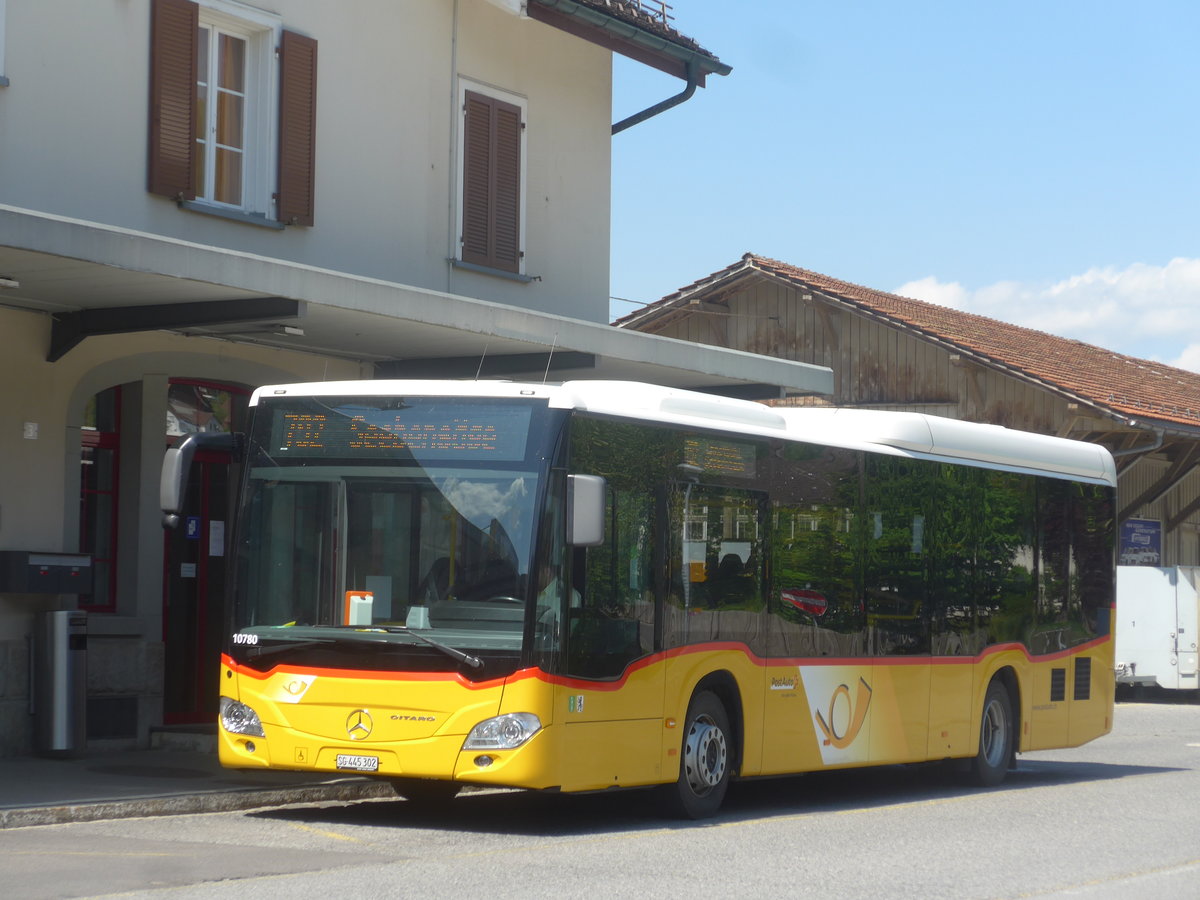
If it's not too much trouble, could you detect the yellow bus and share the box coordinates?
[161,380,1116,817]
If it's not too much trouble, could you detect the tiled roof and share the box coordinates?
[529,0,727,72]
[575,0,708,53]
[615,253,1200,433]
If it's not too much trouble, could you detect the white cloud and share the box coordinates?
[893,275,969,310]
[438,476,528,526]
[1171,344,1200,373]
[894,258,1200,373]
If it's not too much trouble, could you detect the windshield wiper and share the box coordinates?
[328,625,484,670]
[379,626,484,670]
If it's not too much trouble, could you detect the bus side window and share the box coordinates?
[566,608,640,678]
[767,444,864,658]
[565,486,652,679]
[666,483,765,648]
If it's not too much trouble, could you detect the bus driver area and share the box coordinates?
[164,379,1116,817]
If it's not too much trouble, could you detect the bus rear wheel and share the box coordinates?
[669,691,731,819]
[970,680,1013,787]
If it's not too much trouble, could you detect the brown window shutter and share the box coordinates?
[491,101,522,271]
[461,92,494,266]
[277,30,318,226]
[147,0,198,200]
[461,90,522,273]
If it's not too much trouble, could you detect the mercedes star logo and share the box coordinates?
[346,709,373,740]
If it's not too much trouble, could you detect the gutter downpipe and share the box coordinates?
[1111,424,1164,477]
[612,59,699,134]
[1111,426,1164,459]
[447,0,461,291]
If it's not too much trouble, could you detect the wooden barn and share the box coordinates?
[615,253,1200,566]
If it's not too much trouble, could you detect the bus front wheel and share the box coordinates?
[669,691,732,818]
[970,680,1013,787]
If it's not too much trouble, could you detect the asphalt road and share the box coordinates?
[3,698,1198,900]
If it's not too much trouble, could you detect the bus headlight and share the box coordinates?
[463,712,541,750]
[220,696,265,737]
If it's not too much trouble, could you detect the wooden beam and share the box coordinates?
[1166,493,1200,531]
[950,354,985,416]
[48,297,303,362]
[1119,443,1200,521]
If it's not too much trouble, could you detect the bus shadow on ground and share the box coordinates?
[251,758,1176,836]
[1116,687,1200,705]
[725,758,1177,817]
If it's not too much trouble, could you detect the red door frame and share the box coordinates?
[161,450,229,724]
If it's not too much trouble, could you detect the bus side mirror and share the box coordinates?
[161,432,241,528]
[567,474,606,547]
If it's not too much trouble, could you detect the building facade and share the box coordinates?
[0,3,832,756]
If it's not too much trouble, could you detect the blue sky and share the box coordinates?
[608,1,1200,371]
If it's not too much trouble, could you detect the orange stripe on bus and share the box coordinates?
[222,631,1110,692]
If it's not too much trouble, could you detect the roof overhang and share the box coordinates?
[526,0,731,84]
[0,204,832,397]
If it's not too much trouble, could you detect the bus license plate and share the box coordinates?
[336,753,379,772]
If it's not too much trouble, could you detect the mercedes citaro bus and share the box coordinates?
[161,380,1116,817]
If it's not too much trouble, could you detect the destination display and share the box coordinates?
[684,435,756,478]
[266,399,534,460]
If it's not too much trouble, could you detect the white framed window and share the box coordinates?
[194,1,279,215]
[456,78,528,275]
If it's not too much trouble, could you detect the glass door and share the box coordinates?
[163,455,229,723]
[162,380,245,724]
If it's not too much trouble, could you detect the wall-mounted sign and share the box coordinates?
[1119,518,1161,566]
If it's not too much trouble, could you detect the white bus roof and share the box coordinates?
[250,379,1117,486]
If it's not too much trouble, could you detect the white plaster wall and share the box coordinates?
[0,0,620,753]
[0,0,612,320]
[0,309,73,558]
[449,1,612,321]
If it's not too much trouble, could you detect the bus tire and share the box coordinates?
[669,690,732,819]
[391,778,461,804]
[970,680,1013,787]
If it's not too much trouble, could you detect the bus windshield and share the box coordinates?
[229,394,562,672]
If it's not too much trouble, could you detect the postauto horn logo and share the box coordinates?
[814,677,872,749]
[800,668,873,764]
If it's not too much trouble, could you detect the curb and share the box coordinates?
[0,780,396,829]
